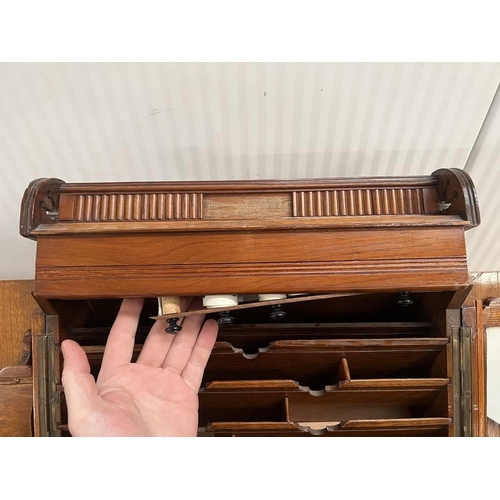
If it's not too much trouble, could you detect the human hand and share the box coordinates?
[61,297,218,437]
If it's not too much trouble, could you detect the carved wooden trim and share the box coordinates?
[59,175,439,193]
[36,258,469,281]
[433,168,481,229]
[20,170,480,237]
[32,214,469,236]
[292,188,429,217]
[19,178,65,240]
[60,192,203,222]
[33,257,469,299]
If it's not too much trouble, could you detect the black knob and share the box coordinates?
[270,304,286,320]
[396,292,413,307]
[217,311,234,325]
[166,318,182,334]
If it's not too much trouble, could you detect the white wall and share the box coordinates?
[1,62,499,279]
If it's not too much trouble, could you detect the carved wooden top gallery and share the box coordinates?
[20,168,480,299]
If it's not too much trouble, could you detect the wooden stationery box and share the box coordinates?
[19,168,483,436]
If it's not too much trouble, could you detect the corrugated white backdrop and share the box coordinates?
[1,62,499,279]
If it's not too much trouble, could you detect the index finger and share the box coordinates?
[100,298,144,372]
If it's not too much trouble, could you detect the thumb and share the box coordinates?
[61,339,98,429]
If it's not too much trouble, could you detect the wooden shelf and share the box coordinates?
[204,338,449,385]
[200,417,452,436]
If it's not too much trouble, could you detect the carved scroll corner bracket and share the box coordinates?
[19,178,65,240]
[432,168,481,229]
[437,178,458,212]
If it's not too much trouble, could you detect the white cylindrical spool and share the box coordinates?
[203,295,239,308]
[258,294,287,301]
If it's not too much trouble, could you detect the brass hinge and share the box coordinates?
[460,326,472,437]
[36,316,62,437]
[36,335,49,437]
[47,333,61,436]
[452,326,472,437]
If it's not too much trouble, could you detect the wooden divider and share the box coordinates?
[204,338,448,385]
[60,322,452,438]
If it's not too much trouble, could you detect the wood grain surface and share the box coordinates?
[0,280,36,369]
